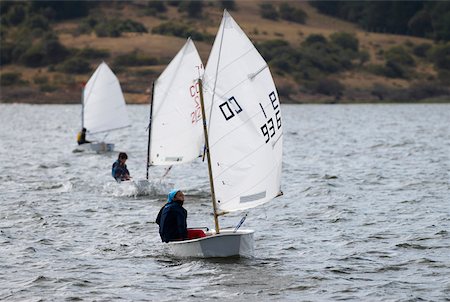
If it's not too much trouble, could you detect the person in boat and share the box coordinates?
[76,128,91,145]
[156,189,206,243]
[112,152,131,182]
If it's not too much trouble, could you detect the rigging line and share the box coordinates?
[202,50,260,100]
[205,63,266,106]
[203,46,254,90]
[207,14,227,135]
[87,124,131,135]
[217,154,283,208]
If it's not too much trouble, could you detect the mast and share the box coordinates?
[198,79,220,234]
[81,85,85,129]
[146,82,155,180]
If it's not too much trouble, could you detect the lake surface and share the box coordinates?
[0,104,449,301]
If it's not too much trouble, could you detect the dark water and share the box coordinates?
[0,104,449,301]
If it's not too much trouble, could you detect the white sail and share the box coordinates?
[203,11,283,213]
[83,62,130,134]
[149,38,205,166]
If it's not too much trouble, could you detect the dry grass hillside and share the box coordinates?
[1,1,447,104]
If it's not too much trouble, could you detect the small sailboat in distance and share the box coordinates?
[76,62,130,153]
[167,10,283,258]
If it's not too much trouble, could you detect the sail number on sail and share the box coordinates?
[217,91,281,144]
[190,64,204,124]
[190,82,202,124]
[219,96,243,121]
[260,92,281,143]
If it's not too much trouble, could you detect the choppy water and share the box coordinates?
[0,104,449,301]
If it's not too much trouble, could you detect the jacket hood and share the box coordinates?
[167,189,179,203]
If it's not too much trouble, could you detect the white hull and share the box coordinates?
[89,142,114,153]
[168,229,254,258]
[73,142,114,153]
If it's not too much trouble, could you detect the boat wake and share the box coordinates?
[102,179,174,198]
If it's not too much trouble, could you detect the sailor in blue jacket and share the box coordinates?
[156,189,188,243]
[112,152,131,182]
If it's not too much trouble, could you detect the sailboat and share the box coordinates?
[146,37,205,177]
[118,38,204,196]
[77,62,130,153]
[167,10,283,258]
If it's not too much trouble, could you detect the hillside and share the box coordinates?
[1,1,449,104]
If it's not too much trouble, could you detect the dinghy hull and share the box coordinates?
[168,229,254,258]
[73,142,114,153]
[89,142,114,153]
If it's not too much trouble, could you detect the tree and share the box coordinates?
[279,3,307,24]
[178,1,203,18]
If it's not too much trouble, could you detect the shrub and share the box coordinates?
[371,83,388,100]
[20,37,69,67]
[303,34,327,45]
[279,3,307,24]
[42,38,70,63]
[259,35,363,81]
[178,1,203,18]
[58,57,91,74]
[152,21,213,42]
[145,1,167,16]
[260,3,279,20]
[412,43,432,58]
[0,42,14,65]
[116,19,147,33]
[30,1,92,20]
[366,64,388,76]
[4,4,27,26]
[95,22,121,37]
[313,78,344,97]
[330,32,359,52]
[25,15,49,30]
[167,1,181,6]
[437,69,450,84]
[428,43,450,70]
[358,50,370,66]
[220,0,236,11]
[33,75,49,84]
[384,60,408,78]
[39,84,57,92]
[408,81,449,100]
[113,52,158,67]
[20,44,46,67]
[76,47,110,60]
[76,16,98,35]
[1,72,24,86]
[94,19,147,37]
[385,46,415,67]
[131,69,158,77]
[276,82,295,99]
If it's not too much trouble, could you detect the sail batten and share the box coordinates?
[203,10,283,213]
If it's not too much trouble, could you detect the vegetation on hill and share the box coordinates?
[310,1,450,41]
[1,0,449,103]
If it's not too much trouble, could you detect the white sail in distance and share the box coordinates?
[150,38,205,166]
[203,10,283,213]
[83,62,130,134]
